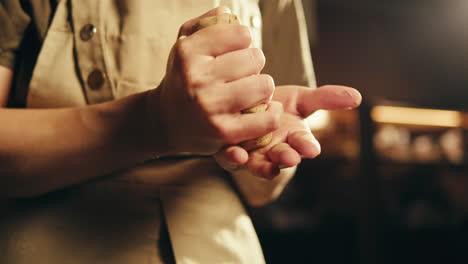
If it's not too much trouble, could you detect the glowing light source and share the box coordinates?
[307,110,330,130]
[371,106,462,127]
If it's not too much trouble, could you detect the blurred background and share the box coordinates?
[252,1,468,263]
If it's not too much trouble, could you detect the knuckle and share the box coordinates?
[176,40,207,88]
[175,38,191,59]
[248,48,266,70]
[183,68,204,88]
[193,91,209,111]
[274,101,284,114]
[266,111,281,131]
[236,25,252,46]
[258,74,275,98]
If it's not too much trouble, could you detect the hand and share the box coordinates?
[215,85,362,179]
[145,7,282,156]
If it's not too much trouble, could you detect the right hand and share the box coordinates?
[146,7,282,156]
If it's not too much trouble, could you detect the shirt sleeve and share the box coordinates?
[0,0,31,69]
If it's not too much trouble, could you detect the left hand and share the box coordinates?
[215,84,362,179]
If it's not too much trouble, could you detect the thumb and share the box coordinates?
[297,85,362,117]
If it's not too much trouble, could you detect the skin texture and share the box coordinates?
[193,13,273,150]
[215,84,362,206]
[209,6,362,206]
[0,7,362,207]
[0,7,280,197]
[149,7,281,155]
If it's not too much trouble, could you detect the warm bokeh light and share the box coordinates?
[371,106,463,128]
[306,110,330,130]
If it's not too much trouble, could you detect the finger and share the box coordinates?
[258,163,281,180]
[178,6,232,37]
[219,101,283,144]
[266,143,302,168]
[287,130,321,159]
[202,74,274,113]
[214,146,249,171]
[182,24,252,57]
[247,152,281,180]
[210,48,265,81]
[297,85,362,117]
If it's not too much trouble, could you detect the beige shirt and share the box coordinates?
[0,0,315,263]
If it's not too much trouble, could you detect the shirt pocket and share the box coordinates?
[103,33,170,99]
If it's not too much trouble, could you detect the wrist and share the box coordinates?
[142,87,172,157]
[81,92,161,162]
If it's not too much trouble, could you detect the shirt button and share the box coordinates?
[250,15,262,29]
[80,24,97,41]
[87,69,105,90]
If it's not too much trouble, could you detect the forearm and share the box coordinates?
[231,166,296,207]
[0,92,156,198]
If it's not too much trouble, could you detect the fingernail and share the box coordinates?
[346,88,362,107]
